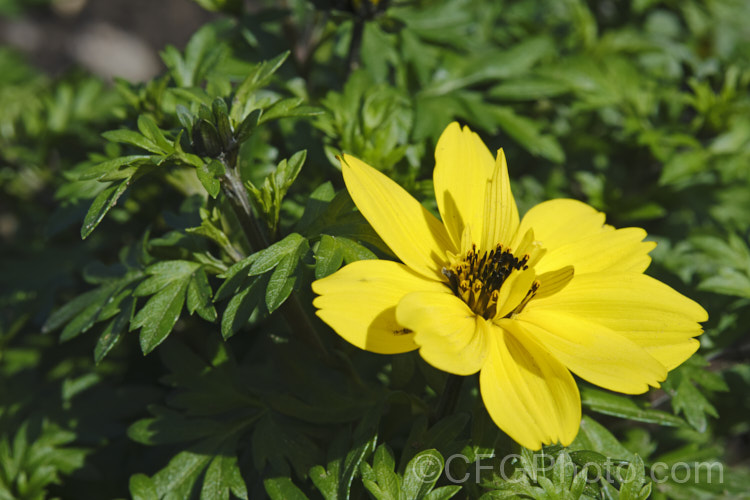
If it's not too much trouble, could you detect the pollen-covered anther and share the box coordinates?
[443,244,532,319]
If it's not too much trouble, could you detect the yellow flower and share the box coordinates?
[312,122,707,450]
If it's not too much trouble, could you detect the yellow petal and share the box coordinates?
[494,267,537,319]
[528,273,707,370]
[504,310,668,394]
[341,154,455,280]
[536,227,655,276]
[480,324,581,450]
[481,149,520,249]
[535,266,574,299]
[312,260,446,354]
[517,199,607,251]
[396,290,488,375]
[434,123,518,249]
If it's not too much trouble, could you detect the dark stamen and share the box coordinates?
[442,244,530,319]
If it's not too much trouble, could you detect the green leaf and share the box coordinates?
[186,267,217,322]
[264,477,309,500]
[424,485,462,500]
[214,255,258,302]
[129,474,158,500]
[402,449,445,499]
[137,114,173,152]
[81,179,130,239]
[220,275,266,339]
[102,129,166,154]
[151,439,219,499]
[161,23,228,87]
[488,106,565,163]
[200,447,246,500]
[671,377,718,432]
[259,98,321,124]
[94,295,135,363]
[77,155,153,181]
[266,238,309,313]
[135,260,201,297]
[570,416,634,462]
[212,97,233,150]
[196,159,225,198]
[252,415,321,479]
[234,108,262,143]
[132,280,189,354]
[249,233,307,275]
[43,287,107,333]
[59,282,119,341]
[274,150,307,194]
[176,104,195,132]
[195,119,223,157]
[489,77,570,101]
[314,235,344,279]
[581,387,686,427]
[232,51,290,118]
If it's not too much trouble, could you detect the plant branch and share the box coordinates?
[219,159,330,362]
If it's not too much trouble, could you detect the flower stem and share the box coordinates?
[433,374,464,424]
[219,161,330,362]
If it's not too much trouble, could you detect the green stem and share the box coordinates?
[219,161,330,362]
[433,374,464,424]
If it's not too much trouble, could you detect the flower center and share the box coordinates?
[442,243,533,319]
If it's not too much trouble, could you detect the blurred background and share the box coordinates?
[0,0,215,81]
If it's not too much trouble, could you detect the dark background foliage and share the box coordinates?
[1,0,749,498]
